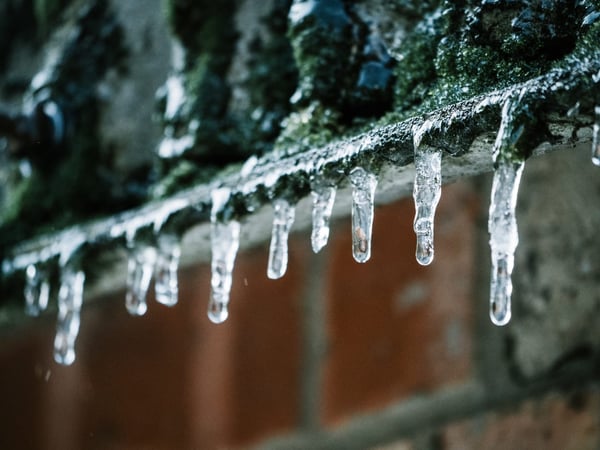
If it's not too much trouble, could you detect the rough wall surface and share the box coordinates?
[0,1,600,449]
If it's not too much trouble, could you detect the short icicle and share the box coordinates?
[53,266,85,365]
[208,187,241,324]
[592,106,600,166]
[350,167,378,263]
[412,143,442,266]
[24,264,50,316]
[154,234,181,307]
[488,95,527,326]
[268,199,296,279]
[310,176,336,253]
[125,235,157,316]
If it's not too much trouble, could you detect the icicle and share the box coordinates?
[154,234,181,307]
[267,199,296,279]
[592,106,600,166]
[24,264,50,316]
[125,236,157,316]
[208,187,240,324]
[412,147,442,266]
[350,167,377,263]
[53,267,85,366]
[488,161,524,326]
[310,176,336,253]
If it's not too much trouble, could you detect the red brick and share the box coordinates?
[321,181,479,425]
[0,234,307,449]
[442,390,600,450]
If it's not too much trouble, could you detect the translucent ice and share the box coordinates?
[350,167,377,263]
[488,161,524,326]
[208,187,240,324]
[154,234,181,307]
[310,177,336,253]
[268,199,296,279]
[125,240,157,316]
[53,267,85,365]
[412,147,442,266]
[592,106,600,166]
[24,264,50,316]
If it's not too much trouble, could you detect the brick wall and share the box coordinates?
[1,148,600,449]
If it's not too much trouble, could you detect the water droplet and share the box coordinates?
[488,161,524,326]
[154,234,181,307]
[24,264,50,316]
[310,176,336,253]
[592,106,600,166]
[208,188,240,324]
[412,146,442,266]
[268,199,296,279]
[125,239,157,316]
[53,267,85,366]
[350,167,377,263]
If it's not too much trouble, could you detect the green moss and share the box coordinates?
[273,101,343,157]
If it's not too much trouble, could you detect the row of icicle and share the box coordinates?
[18,101,600,365]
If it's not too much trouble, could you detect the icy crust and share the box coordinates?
[4,57,599,279]
[0,57,598,358]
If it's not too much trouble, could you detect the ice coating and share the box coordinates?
[267,199,296,279]
[208,187,241,324]
[125,240,157,316]
[310,177,336,253]
[592,106,600,166]
[53,267,85,365]
[154,234,181,307]
[350,167,378,263]
[412,147,442,266]
[488,161,524,326]
[24,264,50,316]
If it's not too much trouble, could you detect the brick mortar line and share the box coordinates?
[258,365,600,450]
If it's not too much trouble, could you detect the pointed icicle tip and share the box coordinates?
[412,147,442,266]
[310,176,336,254]
[350,167,377,263]
[488,161,524,327]
[53,268,85,366]
[125,243,157,316]
[267,199,296,279]
[591,106,600,166]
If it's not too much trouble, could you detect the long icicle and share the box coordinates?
[592,105,600,166]
[53,266,85,365]
[208,187,240,324]
[125,236,157,316]
[267,199,296,279]
[310,176,336,253]
[154,234,181,307]
[24,264,50,316]
[412,141,442,266]
[488,95,526,326]
[350,167,377,263]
